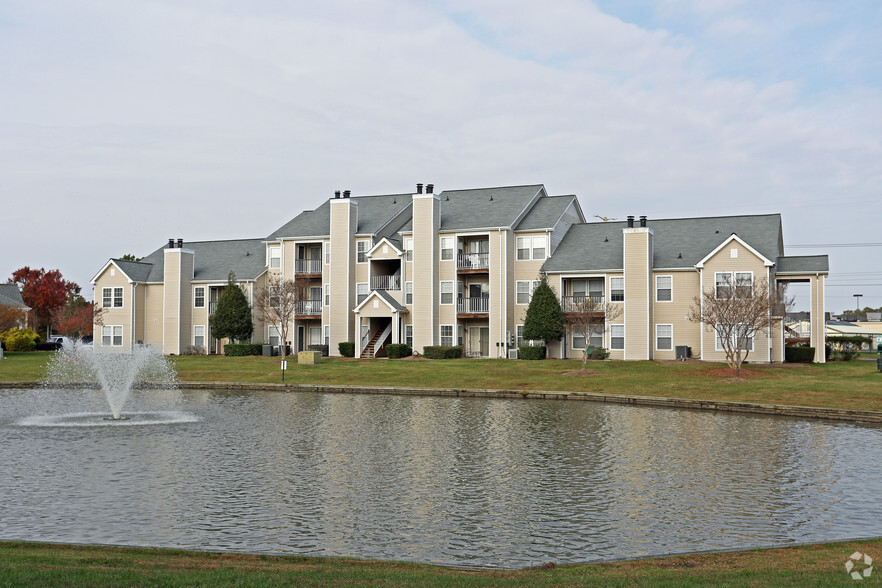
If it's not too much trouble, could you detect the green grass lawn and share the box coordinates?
[2,351,881,410]
[1,538,879,586]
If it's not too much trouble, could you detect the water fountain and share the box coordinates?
[35,342,189,426]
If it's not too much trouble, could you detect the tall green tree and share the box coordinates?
[522,275,565,347]
[212,272,253,343]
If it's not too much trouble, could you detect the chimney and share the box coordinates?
[426,183,434,194]
[639,216,647,228]
[343,190,351,199]
[627,216,634,228]
[416,183,423,194]
[176,238,183,248]
[334,190,341,199]
[168,238,175,249]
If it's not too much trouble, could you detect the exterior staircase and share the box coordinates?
[360,329,386,359]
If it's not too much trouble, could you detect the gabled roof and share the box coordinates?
[542,213,784,273]
[366,237,403,257]
[352,289,407,313]
[695,234,774,268]
[131,238,267,283]
[0,284,29,310]
[267,193,411,240]
[438,185,545,231]
[515,195,580,231]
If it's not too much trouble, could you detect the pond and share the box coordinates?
[2,388,881,568]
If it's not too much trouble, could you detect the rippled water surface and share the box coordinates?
[2,388,881,567]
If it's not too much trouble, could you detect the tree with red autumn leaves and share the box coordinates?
[8,267,78,338]
[51,292,104,340]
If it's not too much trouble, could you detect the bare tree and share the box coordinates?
[565,294,623,370]
[252,274,309,362]
[688,277,792,378]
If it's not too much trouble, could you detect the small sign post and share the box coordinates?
[281,359,287,381]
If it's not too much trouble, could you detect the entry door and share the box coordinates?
[469,327,490,357]
[297,326,305,352]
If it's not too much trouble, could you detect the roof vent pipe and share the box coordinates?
[627,216,634,228]
[343,190,351,199]
[176,238,183,248]
[639,216,647,227]
[416,183,423,194]
[168,238,175,249]
[334,190,341,199]
[426,184,434,194]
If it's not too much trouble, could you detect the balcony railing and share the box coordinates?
[295,300,322,315]
[562,294,605,313]
[457,252,489,271]
[370,274,401,291]
[208,301,217,315]
[295,258,322,274]
[457,296,489,314]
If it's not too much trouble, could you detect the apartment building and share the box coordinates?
[91,183,828,363]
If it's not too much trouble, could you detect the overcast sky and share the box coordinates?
[2,0,880,313]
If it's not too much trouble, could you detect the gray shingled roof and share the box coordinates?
[134,239,267,283]
[439,185,544,231]
[776,255,829,273]
[268,194,411,240]
[516,195,577,231]
[0,284,29,309]
[542,214,785,273]
[112,259,153,282]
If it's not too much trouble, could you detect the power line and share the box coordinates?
[788,242,882,248]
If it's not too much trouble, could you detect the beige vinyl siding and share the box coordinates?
[700,243,770,362]
[652,270,700,360]
[623,229,652,360]
[810,273,826,362]
[329,199,357,354]
[94,265,132,350]
[411,194,440,351]
[143,283,164,347]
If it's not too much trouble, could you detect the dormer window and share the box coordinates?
[269,246,280,269]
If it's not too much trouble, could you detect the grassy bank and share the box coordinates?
[2,351,880,411]
[1,539,879,586]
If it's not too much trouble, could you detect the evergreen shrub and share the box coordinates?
[386,343,412,358]
[4,328,39,352]
[339,341,355,357]
[518,345,546,360]
[785,346,815,363]
[589,346,610,360]
[224,343,263,356]
[308,344,329,357]
[423,346,462,359]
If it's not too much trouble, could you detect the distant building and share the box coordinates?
[92,183,830,362]
[0,283,31,328]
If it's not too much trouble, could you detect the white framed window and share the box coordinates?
[656,324,673,350]
[194,287,205,308]
[405,281,413,305]
[324,284,330,306]
[715,324,754,352]
[440,237,454,261]
[610,277,624,302]
[440,324,454,346]
[457,324,464,346]
[102,325,123,347]
[102,287,123,308]
[356,282,369,304]
[656,276,672,302]
[269,246,281,269]
[516,324,543,347]
[516,280,540,305]
[357,240,369,263]
[268,326,280,346]
[114,287,123,307]
[324,325,330,346]
[405,325,413,347]
[440,281,454,305]
[715,271,753,299]
[309,327,322,346]
[572,332,586,349]
[532,236,546,260]
[404,238,413,262]
[324,242,331,265]
[610,324,625,350]
[574,326,603,349]
[194,325,205,348]
[516,237,530,260]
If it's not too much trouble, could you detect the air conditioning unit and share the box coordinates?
[508,349,519,360]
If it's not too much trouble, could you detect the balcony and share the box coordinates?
[457,252,489,273]
[295,258,322,275]
[370,274,401,291]
[295,299,322,317]
[208,301,217,315]
[562,294,605,314]
[457,296,489,317]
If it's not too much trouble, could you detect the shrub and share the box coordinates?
[180,345,205,356]
[423,346,463,359]
[386,343,412,359]
[4,328,39,352]
[339,341,355,357]
[224,343,263,356]
[785,346,815,363]
[518,345,546,360]
[589,346,610,360]
[308,344,329,357]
